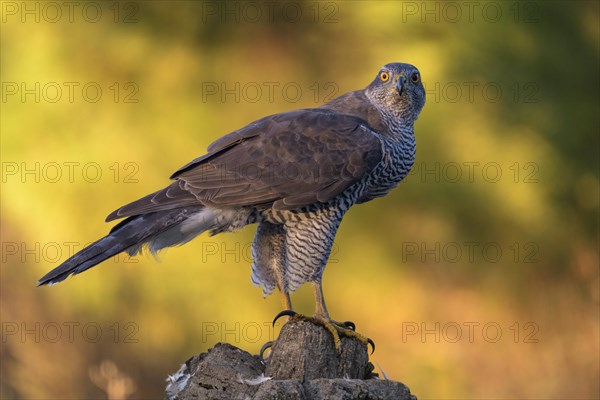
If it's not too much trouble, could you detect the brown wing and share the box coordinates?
[106,109,382,221]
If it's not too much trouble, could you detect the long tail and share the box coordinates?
[37,206,224,286]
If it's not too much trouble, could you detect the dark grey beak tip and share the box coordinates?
[396,79,404,96]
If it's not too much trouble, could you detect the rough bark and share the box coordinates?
[166,319,416,400]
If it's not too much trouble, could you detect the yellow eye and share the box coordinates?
[411,73,420,83]
[380,71,389,82]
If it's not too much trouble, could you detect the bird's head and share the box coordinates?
[365,63,426,123]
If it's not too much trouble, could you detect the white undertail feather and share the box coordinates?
[127,208,220,256]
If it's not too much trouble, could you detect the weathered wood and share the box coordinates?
[166,319,416,400]
[265,319,370,380]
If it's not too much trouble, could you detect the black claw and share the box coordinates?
[259,341,274,360]
[342,321,356,331]
[272,309,296,326]
[367,338,375,354]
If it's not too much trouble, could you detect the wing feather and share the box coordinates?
[107,109,382,221]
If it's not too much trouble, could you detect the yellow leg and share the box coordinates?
[261,291,293,360]
[280,291,292,311]
[313,280,330,318]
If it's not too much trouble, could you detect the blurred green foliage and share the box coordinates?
[1,1,598,399]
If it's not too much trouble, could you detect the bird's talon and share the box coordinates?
[341,321,356,331]
[367,338,376,354]
[272,309,296,326]
[259,341,274,360]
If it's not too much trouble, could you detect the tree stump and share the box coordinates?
[166,319,416,400]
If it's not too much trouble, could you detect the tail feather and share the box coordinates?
[37,206,207,286]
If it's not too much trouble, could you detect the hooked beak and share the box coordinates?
[396,74,406,96]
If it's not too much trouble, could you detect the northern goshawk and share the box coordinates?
[38,62,426,348]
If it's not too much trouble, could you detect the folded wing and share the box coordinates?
[106,109,382,221]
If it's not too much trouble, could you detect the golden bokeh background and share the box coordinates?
[1,1,598,399]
